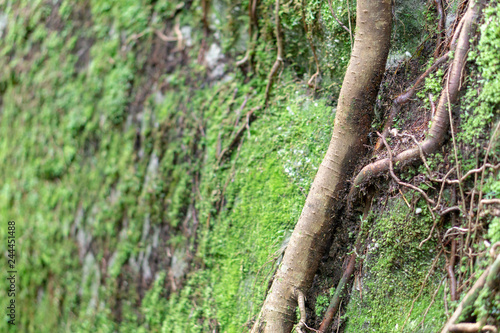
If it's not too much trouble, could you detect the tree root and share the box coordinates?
[302,1,320,90]
[373,53,449,152]
[434,0,446,58]
[217,106,260,165]
[318,194,373,332]
[155,16,184,51]
[318,251,356,333]
[448,211,459,301]
[378,132,436,206]
[264,0,284,107]
[374,0,466,153]
[295,290,311,333]
[236,0,258,69]
[445,163,500,185]
[350,0,481,196]
[440,241,500,333]
[448,323,497,333]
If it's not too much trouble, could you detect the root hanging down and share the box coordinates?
[350,0,482,196]
[441,242,500,333]
[236,0,259,69]
[301,1,321,90]
[374,53,449,152]
[434,0,446,57]
[318,194,373,332]
[264,0,284,107]
[295,290,308,333]
[318,251,356,333]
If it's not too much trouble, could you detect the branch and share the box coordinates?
[327,0,351,35]
[264,0,284,107]
[441,242,500,333]
[378,132,436,206]
[434,0,446,57]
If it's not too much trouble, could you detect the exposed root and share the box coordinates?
[374,0,466,153]
[374,53,449,152]
[433,167,457,210]
[295,290,309,333]
[155,29,178,42]
[264,0,284,107]
[440,242,500,333]
[378,132,436,206]
[446,260,458,302]
[448,210,459,301]
[480,199,500,208]
[445,163,500,185]
[318,194,373,332]
[302,0,321,90]
[351,0,481,196]
[217,107,260,165]
[440,206,462,216]
[447,2,467,51]
[236,32,257,69]
[236,0,259,69]
[448,323,497,333]
[317,251,356,333]
[434,0,446,57]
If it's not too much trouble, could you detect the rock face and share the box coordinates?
[0,0,498,332]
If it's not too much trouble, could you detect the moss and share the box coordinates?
[344,197,446,332]
[459,2,500,146]
[0,0,340,328]
[1,0,497,332]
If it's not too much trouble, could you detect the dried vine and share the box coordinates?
[264,0,284,107]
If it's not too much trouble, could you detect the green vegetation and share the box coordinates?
[460,2,500,146]
[0,1,341,330]
[315,291,332,317]
[344,197,446,332]
[343,4,500,331]
[0,0,498,332]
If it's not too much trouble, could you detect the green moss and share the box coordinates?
[315,292,330,317]
[460,3,500,146]
[0,0,338,328]
[2,0,497,332]
[344,197,446,332]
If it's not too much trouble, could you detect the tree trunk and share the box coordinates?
[251,1,392,332]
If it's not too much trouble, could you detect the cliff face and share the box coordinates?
[0,0,498,332]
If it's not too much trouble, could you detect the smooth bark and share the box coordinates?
[251,1,392,331]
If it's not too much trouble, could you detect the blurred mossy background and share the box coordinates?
[0,0,498,332]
